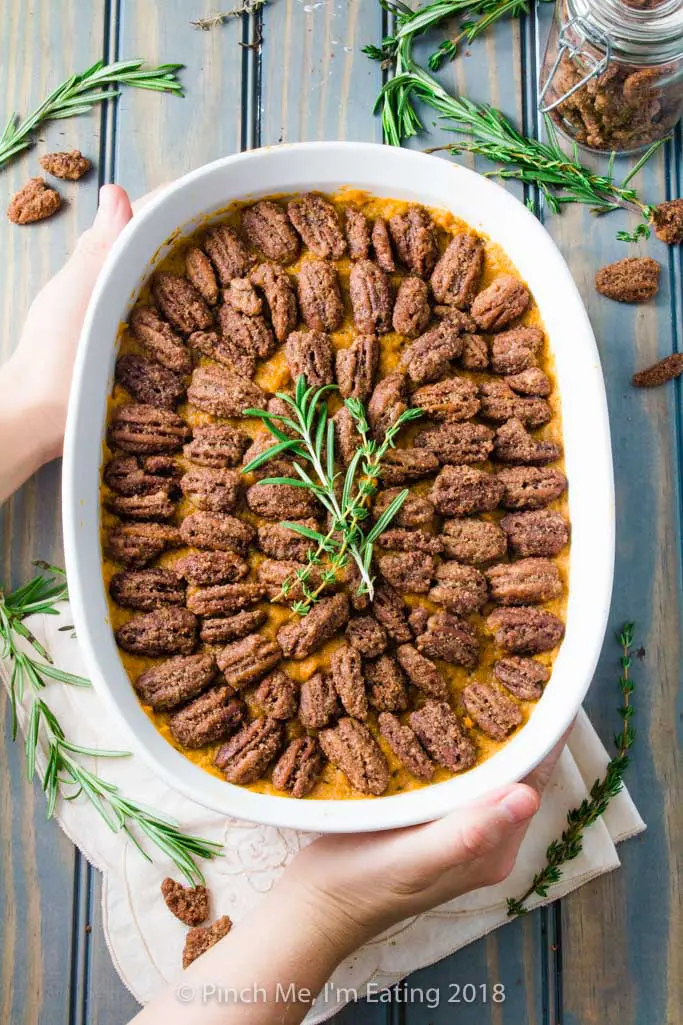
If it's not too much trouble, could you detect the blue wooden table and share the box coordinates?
[1,2,681,1023]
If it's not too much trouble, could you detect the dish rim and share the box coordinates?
[62,140,615,833]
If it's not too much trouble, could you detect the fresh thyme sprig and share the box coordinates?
[243,376,422,613]
[1,563,221,885]
[191,0,269,29]
[0,59,184,174]
[506,623,636,917]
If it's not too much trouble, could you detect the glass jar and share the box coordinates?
[539,0,683,153]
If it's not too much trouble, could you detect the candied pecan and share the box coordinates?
[39,149,90,180]
[129,306,192,375]
[506,367,551,396]
[365,654,409,712]
[187,426,249,470]
[345,615,388,658]
[479,380,551,428]
[257,559,330,602]
[344,207,371,260]
[225,277,262,316]
[380,449,439,486]
[188,365,266,418]
[7,177,60,224]
[152,272,213,336]
[632,353,683,388]
[185,247,219,305]
[179,467,240,513]
[287,193,346,259]
[318,717,389,796]
[257,519,318,561]
[105,522,181,568]
[417,612,479,668]
[189,328,254,379]
[493,418,562,466]
[410,700,476,772]
[277,594,350,659]
[399,320,464,386]
[180,511,255,553]
[430,233,484,308]
[431,465,503,516]
[216,633,282,689]
[246,478,318,521]
[494,656,549,700]
[134,652,215,710]
[105,490,175,522]
[462,682,523,741]
[486,557,562,606]
[349,259,393,335]
[460,332,490,370]
[392,277,431,338]
[442,518,507,564]
[254,669,298,720]
[373,488,434,528]
[299,671,340,728]
[389,206,439,278]
[116,607,197,657]
[408,606,429,638]
[169,686,244,748]
[115,354,184,410]
[175,551,248,586]
[487,606,565,654]
[110,568,185,611]
[297,259,344,332]
[490,327,543,375]
[343,562,371,612]
[241,200,300,264]
[108,405,189,455]
[415,421,494,465]
[203,224,254,283]
[200,609,267,644]
[378,552,436,594]
[335,335,379,401]
[182,917,232,969]
[215,718,283,783]
[652,198,683,245]
[187,582,265,616]
[395,643,448,699]
[371,581,411,643]
[330,645,368,721]
[367,372,407,440]
[250,262,298,342]
[378,712,434,782]
[371,218,396,272]
[501,509,569,557]
[103,454,177,497]
[412,377,480,422]
[595,257,660,303]
[429,561,488,614]
[217,304,276,360]
[497,466,568,511]
[161,878,209,927]
[284,330,334,387]
[272,737,325,798]
[379,528,442,555]
[471,274,530,331]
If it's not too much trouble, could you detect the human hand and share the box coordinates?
[280,739,565,954]
[3,184,133,466]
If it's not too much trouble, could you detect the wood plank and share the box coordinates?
[0,4,108,1024]
[529,6,683,1025]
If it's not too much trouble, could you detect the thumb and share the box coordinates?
[72,184,133,268]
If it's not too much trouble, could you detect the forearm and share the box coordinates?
[131,879,365,1025]
[0,357,58,505]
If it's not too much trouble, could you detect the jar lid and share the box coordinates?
[569,0,683,64]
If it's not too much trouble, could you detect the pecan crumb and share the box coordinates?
[182,916,232,969]
[161,878,209,926]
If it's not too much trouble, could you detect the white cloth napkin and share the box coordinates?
[1,605,644,1022]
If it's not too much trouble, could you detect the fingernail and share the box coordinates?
[97,185,118,219]
[499,787,538,825]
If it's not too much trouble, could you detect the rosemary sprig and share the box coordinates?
[1,564,221,885]
[506,623,636,917]
[0,59,184,174]
[243,376,422,613]
[191,0,269,29]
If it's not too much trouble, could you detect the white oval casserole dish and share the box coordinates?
[63,142,614,833]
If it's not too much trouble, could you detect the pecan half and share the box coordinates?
[349,259,393,335]
[216,633,282,689]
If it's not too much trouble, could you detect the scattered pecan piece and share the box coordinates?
[161,878,209,927]
[651,198,683,245]
[182,917,233,969]
[632,353,683,388]
[7,177,61,224]
[39,149,90,180]
[225,277,263,316]
[595,257,660,303]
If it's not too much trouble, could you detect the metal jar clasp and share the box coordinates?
[538,16,612,113]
